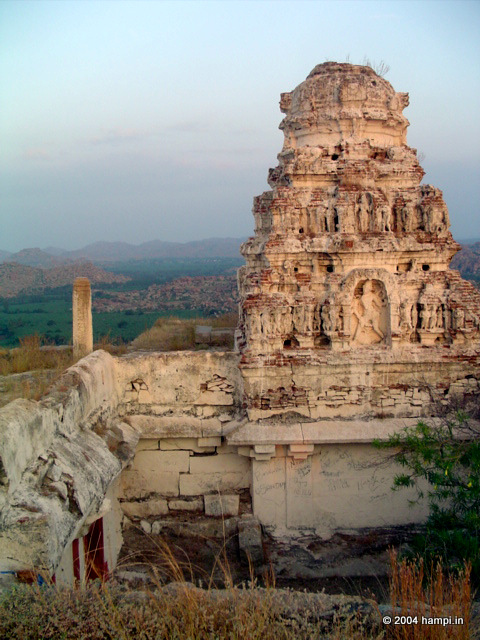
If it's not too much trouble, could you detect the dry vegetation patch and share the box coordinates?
[0,334,75,407]
[0,540,475,639]
[0,580,383,640]
[131,313,237,351]
[0,334,73,376]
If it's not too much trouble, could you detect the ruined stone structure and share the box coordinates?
[72,277,93,360]
[0,63,479,586]
[237,62,480,423]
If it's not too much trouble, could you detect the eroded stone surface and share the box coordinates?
[204,493,240,517]
[238,515,264,567]
[238,62,480,420]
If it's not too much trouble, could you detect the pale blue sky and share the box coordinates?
[1,0,479,251]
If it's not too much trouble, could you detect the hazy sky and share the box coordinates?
[1,0,479,251]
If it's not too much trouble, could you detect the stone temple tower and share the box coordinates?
[238,63,480,422]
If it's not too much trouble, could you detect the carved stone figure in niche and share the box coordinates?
[344,202,356,233]
[304,303,315,333]
[399,301,413,332]
[424,206,441,234]
[453,308,465,331]
[351,280,388,345]
[416,204,427,231]
[401,204,411,232]
[436,305,444,329]
[380,206,392,232]
[273,307,290,335]
[321,303,332,332]
[270,269,281,288]
[430,207,447,235]
[333,208,340,232]
[247,312,261,337]
[357,193,373,232]
[423,304,437,330]
[292,306,302,332]
[315,204,328,233]
[263,310,277,335]
[325,204,336,233]
[411,303,418,329]
[334,305,344,332]
[443,305,450,330]
[313,304,321,332]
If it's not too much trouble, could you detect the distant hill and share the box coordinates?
[6,248,71,268]
[0,238,247,264]
[4,237,477,282]
[0,262,129,298]
[451,242,480,277]
[64,237,247,261]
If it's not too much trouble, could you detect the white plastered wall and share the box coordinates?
[252,443,428,538]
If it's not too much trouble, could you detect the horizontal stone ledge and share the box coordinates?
[124,415,239,438]
[226,418,424,446]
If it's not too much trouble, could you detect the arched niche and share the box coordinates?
[334,269,396,346]
[350,279,389,345]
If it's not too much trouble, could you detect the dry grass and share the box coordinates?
[0,573,382,640]
[94,334,128,355]
[0,543,474,639]
[0,579,378,640]
[0,334,73,376]
[131,313,237,351]
[131,317,196,351]
[0,334,129,408]
[385,550,472,640]
[0,335,76,407]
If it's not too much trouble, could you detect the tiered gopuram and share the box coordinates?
[238,62,480,420]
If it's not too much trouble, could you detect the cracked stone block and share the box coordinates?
[168,498,203,512]
[238,516,264,567]
[204,493,239,517]
[120,499,169,519]
[189,453,249,475]
[136,439,160,452]
[121,469,180,499]
[179,471,250,496]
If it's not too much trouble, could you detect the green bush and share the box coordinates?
[375,409,480,582]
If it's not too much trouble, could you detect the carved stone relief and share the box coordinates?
[239,62,480,363]
[351,280,388,345]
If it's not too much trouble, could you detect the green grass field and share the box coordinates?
[0,298,209,348]
[0,258,243,347]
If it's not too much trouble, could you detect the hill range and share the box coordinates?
[0,237,247,267]
[0,237,478,301]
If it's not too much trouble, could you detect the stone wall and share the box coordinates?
[251,444,427,538]
[0,346,478,583]
[0,351,137,579]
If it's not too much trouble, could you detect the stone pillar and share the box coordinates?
[73,277,93,359]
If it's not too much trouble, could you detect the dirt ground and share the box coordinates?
[115,519,416,603]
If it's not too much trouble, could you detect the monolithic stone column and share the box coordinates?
[73,277,93,359]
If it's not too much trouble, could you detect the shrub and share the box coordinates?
[375,410,480,582]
